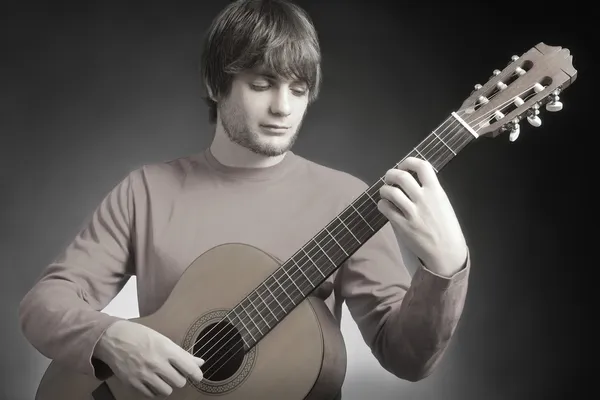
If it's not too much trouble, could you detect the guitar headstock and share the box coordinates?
[458,42,577,141]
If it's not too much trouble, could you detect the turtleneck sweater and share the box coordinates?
[19,147,470,383]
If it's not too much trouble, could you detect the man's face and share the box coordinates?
[217,68,310,157]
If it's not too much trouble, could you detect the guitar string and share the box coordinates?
[197,115,470,380]
[182,81,547,379]
[189,74,542,360]
[184,78,542,362]
[200,86,553,381]
[188,81,545,379]
[185,77,543,363]
[188,110,467,369]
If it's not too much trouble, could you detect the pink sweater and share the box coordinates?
[19,147,470,382]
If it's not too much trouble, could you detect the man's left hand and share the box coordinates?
[377,157,468,277]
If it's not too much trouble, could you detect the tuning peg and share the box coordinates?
[504,118,521,142]
[509,122,521,142]
[511,55,519,61]
[546,99,562,112]
[546,89,563,112]
[527,105,542,127]
[527,115,542,127]
[471,83,483,94]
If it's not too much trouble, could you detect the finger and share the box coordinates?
[377,199,409,227]
[130,379,157,399]
[194,356,206,368]
[384,168,421,201]
[396,157,438,187]
[144,374,173,398]
[192,357,205,382]
[170,350,204,383]
[379,185,414,219]
[157,364,187,389]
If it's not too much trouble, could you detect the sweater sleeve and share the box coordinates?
[338,221,470,381]
[18,170,138,380]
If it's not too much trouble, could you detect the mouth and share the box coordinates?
[260,124,290,134]
[261,124,290,129]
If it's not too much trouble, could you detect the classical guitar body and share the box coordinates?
[35,243,347,400]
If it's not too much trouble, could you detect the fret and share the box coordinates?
[311,238,336,269]
[254,286,278,321]
[227,310,251,348]
[238,300,262,337]
[246,292,272,331]
[265,278,288,313]
[291,258,314,292]
[353,192,380,237]
[313,228,348,268]
[257,282,284,316]
[441,119,468,146]
[278,263,303,297]
[324,226,348,256]
[271,271,295,304]
[301,248,325,278]
[291,252,321,287]
[329,217,360,253]
[349,202,373,231]
[336,215,360,245]
[406,116,472,171]
[366,183,383,204]
[448,124,473,152]
[236,306,258,341]
[363,191,379,207]
[413,148,438,172]
[432,131,457,155]
[409,146,434,168]
[339,205,371,244]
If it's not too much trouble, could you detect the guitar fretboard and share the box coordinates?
[227,112,477,349]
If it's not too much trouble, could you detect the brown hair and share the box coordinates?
[200,0,322,124]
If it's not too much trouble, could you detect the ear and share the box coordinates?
[204,79,217,102]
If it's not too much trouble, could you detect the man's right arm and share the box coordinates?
[19,170,139,380]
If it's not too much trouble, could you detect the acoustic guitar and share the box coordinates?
[35,42,577,400]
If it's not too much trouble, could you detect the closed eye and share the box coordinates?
[250,83,270,91]
[292,88,307,96]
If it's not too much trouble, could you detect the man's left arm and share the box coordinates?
[337,222,470,382]
[338,156,471,381]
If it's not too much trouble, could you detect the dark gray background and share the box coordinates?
[1,1,592,399]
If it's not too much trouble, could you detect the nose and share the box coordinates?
[269,88,291,117]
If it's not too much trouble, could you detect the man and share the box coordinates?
[19,0,471,398]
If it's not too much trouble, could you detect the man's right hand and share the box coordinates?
[93,320,205,398]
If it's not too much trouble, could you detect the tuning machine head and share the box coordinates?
[527,103,542,127]
[459,42,576,141]
[546,89,563,112]
[505,118,521,142]
[506,90,565,141]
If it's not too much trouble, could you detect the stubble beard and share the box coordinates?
[219,101,304,157]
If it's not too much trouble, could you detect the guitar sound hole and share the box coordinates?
[192,320,245,382]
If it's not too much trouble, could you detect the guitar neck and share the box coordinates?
[227,111,478,349]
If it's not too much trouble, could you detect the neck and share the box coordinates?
[210,123,287,168]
